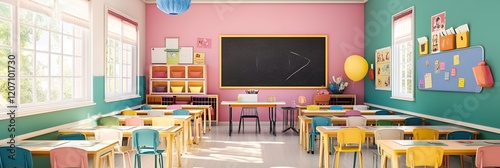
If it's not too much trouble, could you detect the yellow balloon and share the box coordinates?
[344,55,368,82]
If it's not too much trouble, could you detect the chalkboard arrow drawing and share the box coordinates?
[286,51,310,81]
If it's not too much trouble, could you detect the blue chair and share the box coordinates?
[0,146,33,168]
[173,109,190,115]
[132,129,164,168]
[446,131,475,168]
[98,116,119,126]
[375,110,391,115]
[141,105,152,110]
[404,117,423,126]
[309,116,331,154]
[58,133,86,140]
[330,105,343,110]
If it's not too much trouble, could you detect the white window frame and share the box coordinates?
[391,6,415,101]
[104,8,140,102]
[0,0,93,119]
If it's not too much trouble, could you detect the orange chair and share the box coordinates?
[314,94,330,105]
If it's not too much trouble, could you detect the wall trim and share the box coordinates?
[143,0,368,4]
[0,104,141,145]
[365,103,500,134]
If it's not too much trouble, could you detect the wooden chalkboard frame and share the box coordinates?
[219,35,328,88]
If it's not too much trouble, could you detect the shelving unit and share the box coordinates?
[146,94,219,125]
[150,64,206,94]
[313,94,356,105]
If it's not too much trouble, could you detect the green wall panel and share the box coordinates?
[364,0,500,138]
[0,76,145,140]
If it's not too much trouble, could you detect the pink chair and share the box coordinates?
[345,110,361,116]
[50,147,88,168]
[476,145,500,168]
[125,117,144,126]
[167,105,183,110]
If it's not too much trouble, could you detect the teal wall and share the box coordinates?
[364,0,500,139]
[0,76,145,140]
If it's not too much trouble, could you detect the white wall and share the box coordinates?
[92,0,146,76]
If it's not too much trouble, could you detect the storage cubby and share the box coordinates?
[170,66,186,78]
[187,66,204,78]
[151,65,168,78]
[149,64,207,95]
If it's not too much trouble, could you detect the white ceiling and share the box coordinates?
[143,0,368,4]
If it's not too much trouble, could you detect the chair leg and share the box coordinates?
[353,152,357,168]
[257,117,261,133]
[359,152,363,168]
[335,151,340,168]
[238,116,243,133]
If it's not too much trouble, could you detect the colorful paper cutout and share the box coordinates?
[425,73,433,88]
[444,71,450,80]
[458,78,465,88]
[440,62,445,70]
[454,55,460,65]
[419,80,424,89]
[451,67,457,76]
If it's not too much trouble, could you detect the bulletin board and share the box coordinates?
[417,46,484,93]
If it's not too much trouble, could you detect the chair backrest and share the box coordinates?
[167,105,183,110]
[173,109,190,115]
[98,116,119,126]
[125,117,144,126]
[311,116,331,134]
[404,117,423,126]
[94,128,123,145]
[376,120,393,126]
[58,133,86,140]
[0,146,33,168]
[346,116,367,127]
[446,131,474,140]
[374,129,404,141]
[337,128,366,151]
[122,110,137,116]
[406,146,444,168]
[375,110,391,115]
[345,110,361,116]
[412,128,439,140]
[241,107,258,116]
[306,105,320,110]
[147,110,165,117]
[329,105,343,110]
[152,117,175,126]
[476,145,500,168]
[50,147,88,168]
[314,94,330,105]
[353,105,369,110]
[132,129,161,154]
[140,105,152,110]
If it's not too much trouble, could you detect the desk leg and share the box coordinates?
[208,108,212,131]
[203,108,207,134]
[380,151,388,168]
[319,134,324,168]
[323,134,330,168]
[229,106,233,136]
[305,123,310,152]
[390,151,398,168]
[299,118,303,146]
[167,134,173,168]
[272,107,276,136]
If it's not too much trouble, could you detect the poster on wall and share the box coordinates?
[375,46,391,90]
[431,12,446,54]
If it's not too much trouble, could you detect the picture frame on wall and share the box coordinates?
[165,37,179,50]
[179,47,193,64]
[375,46,391,90]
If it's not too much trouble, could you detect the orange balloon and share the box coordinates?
[344,55,368,82]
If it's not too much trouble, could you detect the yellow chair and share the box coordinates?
[333,128,366,168]
[406,146,444,168]
[306,105,320,110]
[122,110,137,116]
[412,128,439,140]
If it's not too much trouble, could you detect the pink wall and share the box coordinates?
[146,3,365,122]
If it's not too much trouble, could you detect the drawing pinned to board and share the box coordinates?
[454,55,460,65]
[458,78,465,88]
[193,52,205,64]
[444,71,450,80]
[179,47,194,64]
[425,73,432,88]
[197,38,211,48]
[431,12,446,54]
[167,51,179,65]
[451,67,457,76]
[375,46,391,90]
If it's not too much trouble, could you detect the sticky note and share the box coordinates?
[454,55,460,65]
[440,62,445,70]
[444,72,450,80]
[425,73,432,89]
[458,78,465,88]
[451,68,457,76]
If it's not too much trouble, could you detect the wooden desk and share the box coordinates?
[220,101,286,136]
[298,115,420,151]
[302,109,382,116]
[15,140,117,168]
[358,125,479,139]
[377,140,500,168]
[296,105,355,116]
[114,115,193,151]
[59,126,182,168]
[148,104,212,132]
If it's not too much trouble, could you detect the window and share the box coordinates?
[105,9,139,101]
[0,0,92,117]
[391,6,414,101]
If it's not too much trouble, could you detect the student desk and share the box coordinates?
[220,101,286,136]
[59,126,182,168]
[148,104,212,132]
[377,140,500,168]
[296,105,354,116]
[316,126,481,168]
[301,109,382,116]
[15,140,117,168]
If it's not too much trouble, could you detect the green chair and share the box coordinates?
[98,116,119,126]
[0,146,33,168]
[141,105,152,110]
[58,133,86,140]
[309,116,331,154]
[132,128,164,168]
[376,120,393,126]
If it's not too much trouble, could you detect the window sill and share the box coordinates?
[390,96,415,102]
[0,101,96,120]
[104,94,141,103]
